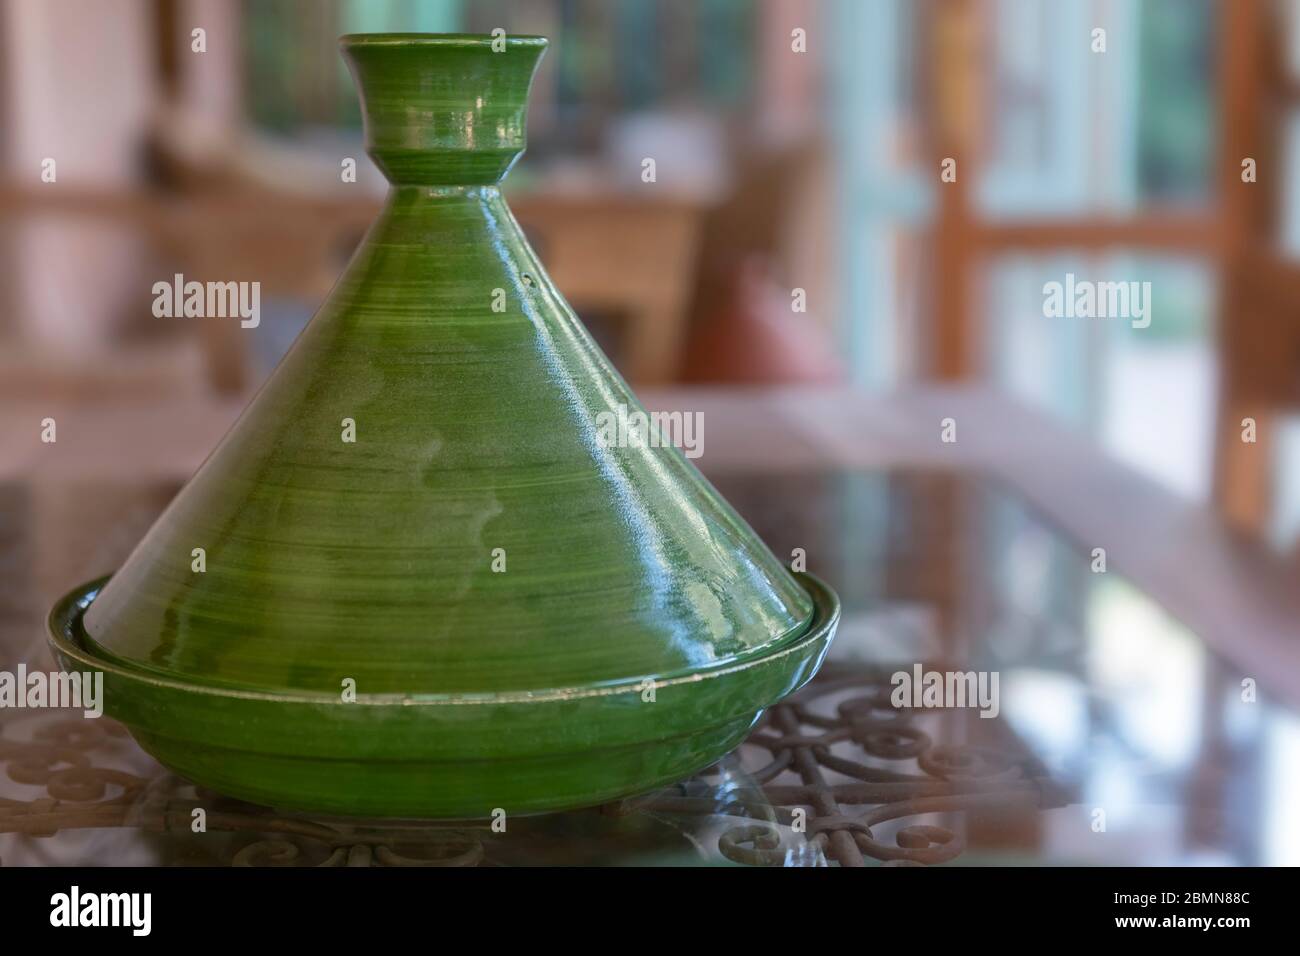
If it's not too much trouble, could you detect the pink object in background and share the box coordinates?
[684,257,842,384]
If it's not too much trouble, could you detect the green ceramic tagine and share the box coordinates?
[48,33,839,819]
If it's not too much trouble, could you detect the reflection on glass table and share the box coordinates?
[1,470,1294,865]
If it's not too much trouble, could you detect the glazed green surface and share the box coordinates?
[81,34,814,697]
[54,575,838,817]
[339,34,549,185]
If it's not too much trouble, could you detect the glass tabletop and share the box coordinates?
[1,468,1295,866]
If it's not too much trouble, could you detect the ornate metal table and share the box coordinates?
[1,470,1291,865]
[0,667,1063,867]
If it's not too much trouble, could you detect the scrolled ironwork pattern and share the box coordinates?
[0,664,1068,867]
[633,665,1067,866]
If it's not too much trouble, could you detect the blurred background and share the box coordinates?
[2,0,1298,545]
[2,0,1300,866]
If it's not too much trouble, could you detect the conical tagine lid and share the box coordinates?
[82,34,814,696]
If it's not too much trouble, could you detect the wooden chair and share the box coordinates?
[1212,0,1300,547]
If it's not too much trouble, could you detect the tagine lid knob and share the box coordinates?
[341,32,548,186]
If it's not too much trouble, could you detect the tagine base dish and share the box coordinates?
[49,574,839,819]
